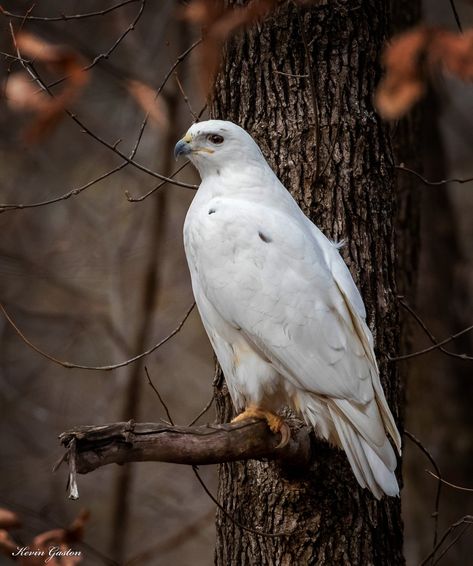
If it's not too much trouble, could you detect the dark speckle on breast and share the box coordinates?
[258,231,272,243]
[208,208,216,215]
[216,169,221,176]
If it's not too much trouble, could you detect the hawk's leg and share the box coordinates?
[231,406,291,448]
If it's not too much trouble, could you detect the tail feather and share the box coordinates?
[333,398,398,471]
[371,378,402,455]
[329,406,399,499]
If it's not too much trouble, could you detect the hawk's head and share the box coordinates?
[174,120,264,177]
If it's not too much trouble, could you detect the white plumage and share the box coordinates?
[175,120,401,499]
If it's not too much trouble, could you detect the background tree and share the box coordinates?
[210,1,418,563]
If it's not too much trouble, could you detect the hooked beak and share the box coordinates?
[174,134,192,159]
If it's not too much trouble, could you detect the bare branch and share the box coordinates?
[0,163,125,213]
[34,0,147,91]
[274,69,308,78]
[124,38,202,169]
[145,366,175,426]
[395,164,473,187]
[10,37,199,190]
[58,419,311,477]
[0,302,195,372]
[404,430,442,550]
[125,161,193,202]
[389,324,473,361]
[188,393,215,426]
[82,1,146,75]
[419,515,473,566]
[124,508,214,565]
[398,297,473,361]
[0,1,140,22]
[448,0,463,33]
[426,470,473,493]
[295,4,320,181]
[191,465,288,538]
[175,71,199,120]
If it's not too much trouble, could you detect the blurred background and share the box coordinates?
[0,1,472,564]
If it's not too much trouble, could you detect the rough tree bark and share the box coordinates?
[210,1,419,564]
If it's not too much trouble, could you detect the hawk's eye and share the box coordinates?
[207,134,224,145]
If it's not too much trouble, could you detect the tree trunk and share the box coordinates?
[210,1,419,564]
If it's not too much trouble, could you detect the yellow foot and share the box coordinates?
[231,406,291,448]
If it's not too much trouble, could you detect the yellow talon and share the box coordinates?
[231,406,291,448]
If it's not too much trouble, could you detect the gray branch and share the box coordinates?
[58,420,311,498]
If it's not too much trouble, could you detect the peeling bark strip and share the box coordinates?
[58,420,311,496]
[209,1,420,564]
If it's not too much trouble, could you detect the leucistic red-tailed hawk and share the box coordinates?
[175,120,401,498]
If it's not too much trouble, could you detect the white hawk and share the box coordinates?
[175,120,401,498]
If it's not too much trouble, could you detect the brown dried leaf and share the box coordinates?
[184,0,224,25]
[210,0,277,40]
[0,508,21,530]
[12,32,89,143]
[377,26,473,120]
[375,26,430,119]
[432,29,473,79]
[127,79,168,129]
[64,509,90,544]
[0,529,17,555]
[184,0,277,94]
[5,72,50,112]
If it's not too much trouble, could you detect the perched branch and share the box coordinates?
[58,420,311,497]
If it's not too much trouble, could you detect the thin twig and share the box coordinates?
[85,1,146,72]
[448,0,463,33]
[0,163,126,213]
[398,297,473,361]
[124,38,202,168]
[317,86,346,182]
[42,0,147,90]
[404,430,442,550]
[389,324,473,361]
[11,34,198,190]
[188,394,215,427]
[175,71,199,120]
[295,4,320,181]
[0,302,195,371]
[126,162,193,202]
[395,164,473,186]
[274,69,308,78]
[0,1,140,22]
[192,466,288,538]
[432,524,470,565]
[145,366,175,426]
[419,516,473,566]
[426,470,473,493]
[124,509,214,565]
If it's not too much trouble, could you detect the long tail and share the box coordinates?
[328,405,399,499]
